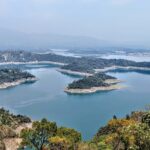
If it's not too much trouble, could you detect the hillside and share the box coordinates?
[0,108,31,149]
[0,108,150,150]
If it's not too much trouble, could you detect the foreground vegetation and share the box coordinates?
[93,111,150,150]
[19,119,81,150]
[0,108,31,149]
[0,108,31,127]
[0,107,150,149]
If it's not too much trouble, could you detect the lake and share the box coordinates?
[0,64,150,140]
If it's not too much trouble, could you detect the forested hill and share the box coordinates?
[67,73,116,89]
[0,51,150,73]
[0,69,36,84]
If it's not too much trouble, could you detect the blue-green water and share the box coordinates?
[0,65,150,140]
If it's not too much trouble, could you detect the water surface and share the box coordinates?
[0,65,150,140]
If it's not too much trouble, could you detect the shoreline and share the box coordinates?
[0,77,37,89]
[57,66,150,77]
[0,61,66,66]
[64,84,123,94]
[1,61,150,73]
[57,68,93,76]
[65,79,123,94]
[95,66,150,72]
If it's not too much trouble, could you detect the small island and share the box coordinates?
[0,69,37,89]
[65,73,122,94]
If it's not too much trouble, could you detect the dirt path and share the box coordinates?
[3,138,22,150]
[3,123,32,150]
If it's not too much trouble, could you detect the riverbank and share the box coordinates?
[0,77,37,89]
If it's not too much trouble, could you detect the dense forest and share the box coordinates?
[0,107,150,150]
[1,51,150,74]
[0,69,36,85]
[67,73,116,89]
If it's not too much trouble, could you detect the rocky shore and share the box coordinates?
[0,77,37,89]
[0,69,37,89]
[64,83,123,94]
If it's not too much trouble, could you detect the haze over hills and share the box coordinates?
[0,28,113,50]
[1,28,150,52]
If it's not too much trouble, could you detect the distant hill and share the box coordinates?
[0,28,111,50]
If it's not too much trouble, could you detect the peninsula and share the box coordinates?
[65,73,122,94]
[1,51,150,74]
[1,50,150,93]
[0,69,37,89]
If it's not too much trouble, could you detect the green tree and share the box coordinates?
[104,123,150,150]
[20,118,57,150]
[142,112,150,126]
[57,127,82,144]
[48,136,72,150]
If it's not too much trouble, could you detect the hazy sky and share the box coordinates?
[0,0,150,47]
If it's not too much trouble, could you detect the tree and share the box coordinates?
[126,114,130,120]
[113,115,117,120]
[57,127,82,144]
[20,118,57,150]
[48,136,72,150]
[120,123,150,150]
[142,112,150,126]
